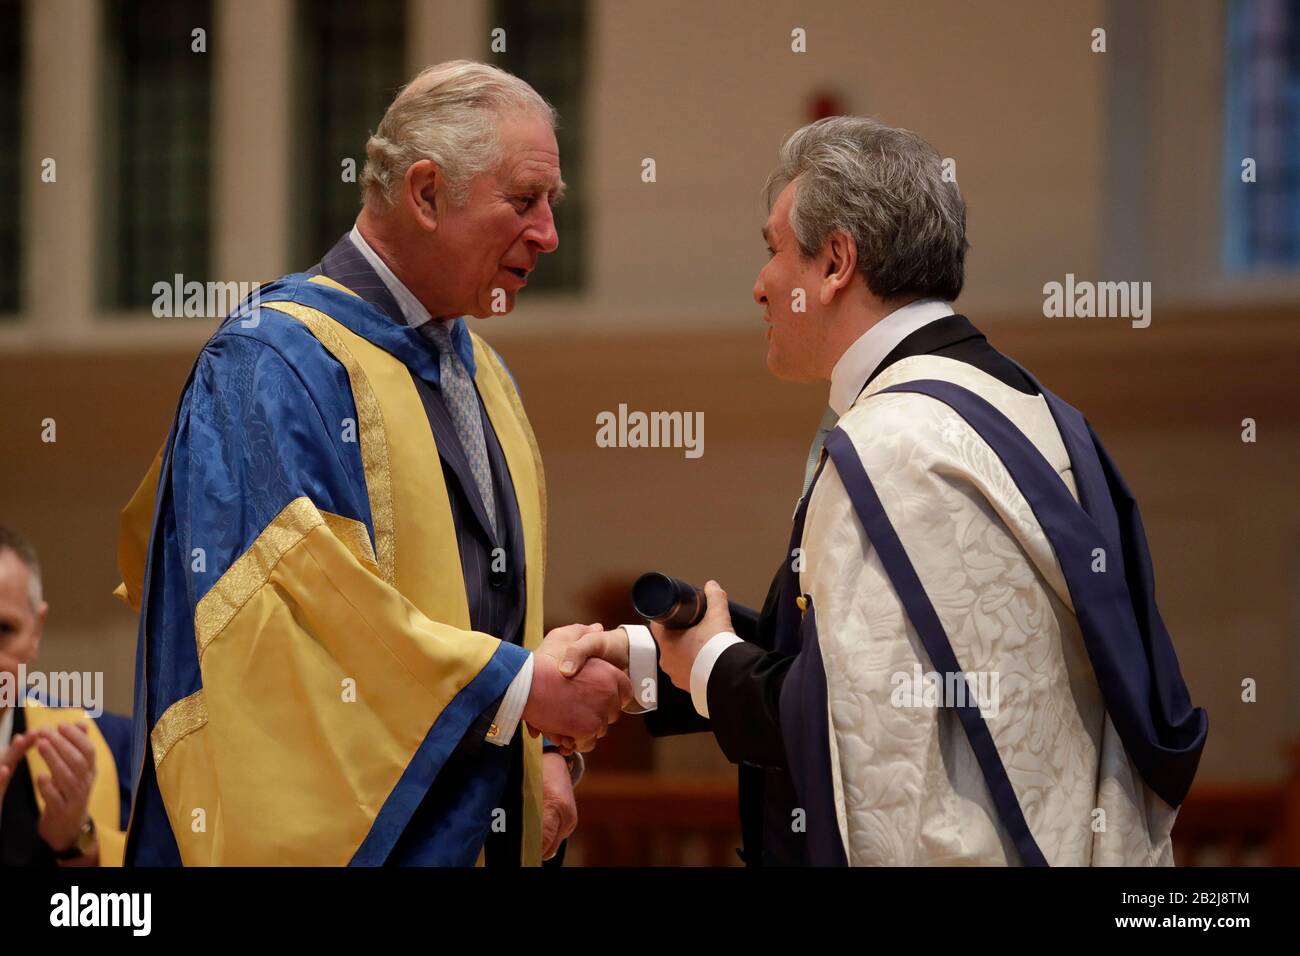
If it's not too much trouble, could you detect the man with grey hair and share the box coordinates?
[0,526,133,866]
[117,60,633,867]
[564,116,1206,866]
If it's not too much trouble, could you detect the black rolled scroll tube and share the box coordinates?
[631,572,759,637]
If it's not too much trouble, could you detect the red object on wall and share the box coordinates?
[808,90,846,121]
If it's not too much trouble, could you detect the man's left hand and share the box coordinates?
[34,722,99,863]
[650,580,734,691]
[540,751,577,861]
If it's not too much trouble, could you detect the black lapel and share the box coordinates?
[865,314,1037,396]
[0,706,47,867]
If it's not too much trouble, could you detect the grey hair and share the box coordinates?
[765,116,968,302]
[0,525,43,610]
[360,59,558,208]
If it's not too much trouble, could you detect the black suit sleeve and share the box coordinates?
[705,641,794,769]
[0,760,57,867]
[644,667,710,737]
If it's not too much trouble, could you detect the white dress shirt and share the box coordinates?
[349,225,536,747]
[619,625,660,714]
[0,704,13,752]
[828,298,956,415]
[0,705,14,830]
[349,225,441,333]
[684,299,956,717]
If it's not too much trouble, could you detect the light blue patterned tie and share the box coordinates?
[420,320,498,538]
[798,406,840,505]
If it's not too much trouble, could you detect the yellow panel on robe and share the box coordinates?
[23,701,127,867]
[113,443,164,611]
[133,277,549,866]
[155,497,507,864]
[471,331,549,865]
[299,276,549,865]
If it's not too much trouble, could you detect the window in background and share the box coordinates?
[100,0,213,310]
[489,0,588,292]
[294,0,405,266]
[0,0,22,316]
[1224,0,1300,270]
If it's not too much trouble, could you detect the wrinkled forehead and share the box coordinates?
[503,155,565,196]
[494,113,565,192]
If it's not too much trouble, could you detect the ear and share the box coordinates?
[818,229,858,306]
[402,159,444,233]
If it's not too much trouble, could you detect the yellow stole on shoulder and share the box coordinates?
[23,701,126,867]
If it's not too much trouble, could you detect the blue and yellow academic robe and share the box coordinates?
[114,274,548,866]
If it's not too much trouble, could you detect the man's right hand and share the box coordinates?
[523,651,631,753]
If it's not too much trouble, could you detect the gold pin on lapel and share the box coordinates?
[796,594,809,612]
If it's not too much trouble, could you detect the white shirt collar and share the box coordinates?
[348,224,442,333]
[0,705,13,753]
[828,299,955,415]
[0,705,11,830]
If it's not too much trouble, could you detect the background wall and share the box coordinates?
[1,0,1297,797]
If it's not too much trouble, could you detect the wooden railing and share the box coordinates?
[1171,743,1300,866]
[1171,783,1287,865]
[570,761,1300,866]
[570,773,741,867]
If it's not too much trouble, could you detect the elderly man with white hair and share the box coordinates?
[116,61,631,867]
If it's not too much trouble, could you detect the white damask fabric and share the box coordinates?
[801,355,1177,866]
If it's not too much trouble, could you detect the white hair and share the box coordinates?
[360,59,557,208]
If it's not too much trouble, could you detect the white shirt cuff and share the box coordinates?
[621,624,659,713]
[689,632,744,719]
[487,653,534,746]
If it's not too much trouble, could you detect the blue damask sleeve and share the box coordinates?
[168,329,372,612]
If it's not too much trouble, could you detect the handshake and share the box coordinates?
[520,581,737,754]
[519,622,639,754]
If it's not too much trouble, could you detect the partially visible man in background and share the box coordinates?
[0,526,131,867]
